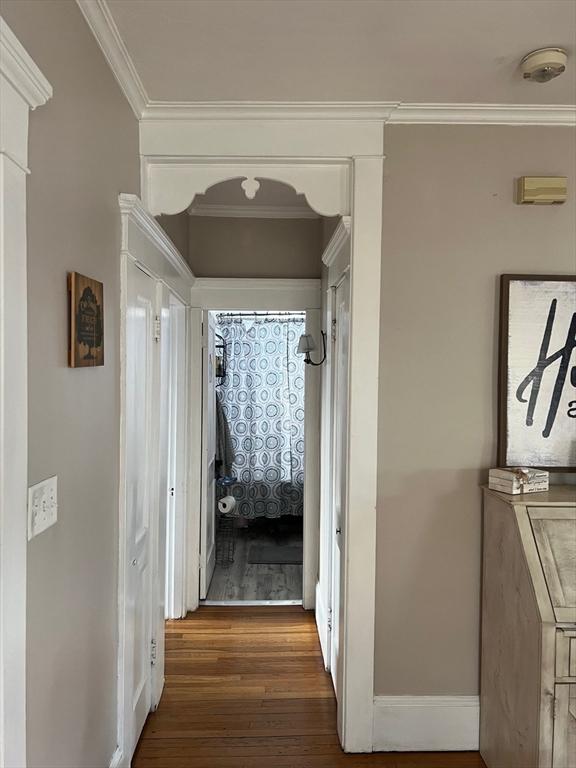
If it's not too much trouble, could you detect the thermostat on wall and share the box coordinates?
[515,176,567,205]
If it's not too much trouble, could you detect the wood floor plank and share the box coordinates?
[133,607,485,768]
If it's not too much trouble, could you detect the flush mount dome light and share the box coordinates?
[520,47,568,82]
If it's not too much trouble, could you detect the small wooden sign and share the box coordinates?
[68,272,104,367]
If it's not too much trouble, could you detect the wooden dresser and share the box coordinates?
[481,486,576,768]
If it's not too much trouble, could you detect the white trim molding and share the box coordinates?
[119,193,195,302]
[0,16,52,768]
[142,101,576,126]
[188,203,319,219]
[76,0,575,127]
[190,278,321,311]
[373,696,480,752]
[143,101,398,121]
[73,1,576,128]
[76,0,147,119]
[117,194,194,768]
[0,17,52,109]
[389,102,576,126]
[142,158,352,217]
[322,217,351,268]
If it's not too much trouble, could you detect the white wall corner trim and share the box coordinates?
[75,0,147,119]
[188,203,320,219]
[372,696,480,752]
[0,16,53,109]
[321,216,351,268]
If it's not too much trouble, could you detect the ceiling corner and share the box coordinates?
[76,0,148,119]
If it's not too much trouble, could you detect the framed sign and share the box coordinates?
[68,272,104,367]
[499,274,576,470]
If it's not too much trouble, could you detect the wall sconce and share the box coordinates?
[297,331,327,366]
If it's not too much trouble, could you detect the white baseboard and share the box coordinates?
[373,696,480,751]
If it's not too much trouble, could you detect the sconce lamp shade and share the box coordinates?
[297,331,326,366]
[297,334,316,354]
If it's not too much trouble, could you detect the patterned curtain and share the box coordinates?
[216,314,306,518]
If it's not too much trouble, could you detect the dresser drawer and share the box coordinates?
[556,630,576,680]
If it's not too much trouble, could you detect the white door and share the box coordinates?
[200,311,217,599]
[151,285,170,707]
[165,296,188,619]
[125,260,155,752]
[331,271,350,707]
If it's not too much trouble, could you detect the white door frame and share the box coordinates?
[140,118,384,750]
[117,194,194,767]
[165,293,188,620]
[316,218,351,671]
[0,19,52,768]
[186,280,322,610]
[199,309,217,600]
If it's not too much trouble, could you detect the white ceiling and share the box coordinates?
[105,0,575,105]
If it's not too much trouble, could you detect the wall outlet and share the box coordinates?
[28,476,58,540]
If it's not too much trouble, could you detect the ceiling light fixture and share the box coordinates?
[520,48,568,83]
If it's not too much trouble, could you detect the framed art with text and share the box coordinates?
[68,272,104,368]
[498,274,576,470]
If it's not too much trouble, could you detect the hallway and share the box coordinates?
[133,606,486,767]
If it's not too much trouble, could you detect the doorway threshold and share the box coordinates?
[201,599,303,607]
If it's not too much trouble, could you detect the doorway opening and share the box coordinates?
[204,309,307,603]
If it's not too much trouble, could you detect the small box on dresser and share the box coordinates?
[480,486,576,768]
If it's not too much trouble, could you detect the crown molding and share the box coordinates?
[141,100,575,126]
[0,17,53,108]
[75,1,575,127]
[76,0,147,119]
[322,216,351,267]
[188,203,319,219]
[389,102,576,126]
[142,101,398,121]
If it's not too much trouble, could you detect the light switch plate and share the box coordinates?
[28,475,58,540]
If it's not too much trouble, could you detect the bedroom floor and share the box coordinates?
[206,516,303,602]
[133,606,487,767]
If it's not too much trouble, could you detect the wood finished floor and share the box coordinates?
[133,606,486,768]
[207,527,303,601]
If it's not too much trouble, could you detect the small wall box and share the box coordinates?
[515,176,567,205]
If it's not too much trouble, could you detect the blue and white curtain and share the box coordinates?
[216,314,306,518]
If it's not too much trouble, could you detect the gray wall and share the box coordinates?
[157,211,189,263]
[1,2,140,765]
[375,125,576,696]
[187,216,323,278]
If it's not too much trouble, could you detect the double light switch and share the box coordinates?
[28,475,58,540]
